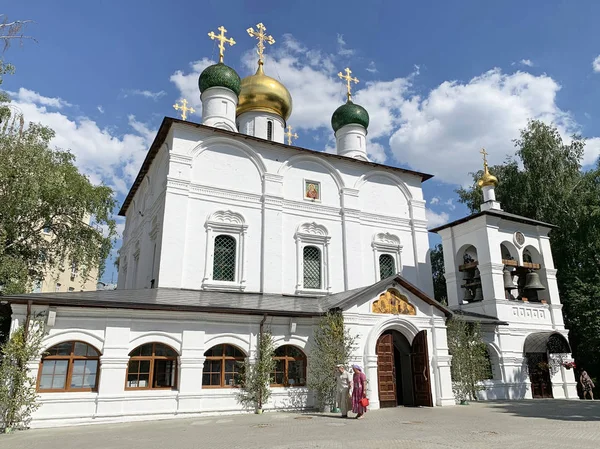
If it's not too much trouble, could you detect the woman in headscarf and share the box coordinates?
[580,370,595,400]
[351,364,368,419]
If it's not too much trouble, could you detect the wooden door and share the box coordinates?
[376,333,397,407]
[527,353,553,399]
[411,330,433,407]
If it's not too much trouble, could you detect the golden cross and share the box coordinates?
[247,22,275,65]
[208,26,236,64]
[480,148,489,165]
[284,125,298,145]
[338,67,359,102]
[173,99,195,121]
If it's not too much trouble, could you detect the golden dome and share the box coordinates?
[236,63,292,121]
[477,164,498,187]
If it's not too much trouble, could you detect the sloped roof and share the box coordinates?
[451,309,508,325]
[118,117,434,216]
[4,275,451,318]
[429,208,556,233]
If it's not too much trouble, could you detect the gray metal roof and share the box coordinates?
[429,208,556,233]
[5,275,453,318]
[451,309,508,325]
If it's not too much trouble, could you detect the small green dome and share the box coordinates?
[331,101,370,133]
[199,63,241,97]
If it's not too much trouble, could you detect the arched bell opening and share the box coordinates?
[519,246,548,303]
[456,244,481,303]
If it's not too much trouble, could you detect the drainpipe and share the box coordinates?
[258,314,268,410]
[24,300,32,341]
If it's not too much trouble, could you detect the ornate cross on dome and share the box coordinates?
[338,67,359,102]
[208,26,236,64]
[246,22,275,66]
[173,99,195,121]
[285,125,298,145]
[480,148,489,165]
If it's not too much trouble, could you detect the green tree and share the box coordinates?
[237,332,276,413]
[0,117,117,296]
[430,244,447,305]
[456,119,600,390]
[0,321,45,433]
[447,318,491,403]
[308,310,356,411]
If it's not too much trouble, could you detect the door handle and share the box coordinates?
[423,367,428,382]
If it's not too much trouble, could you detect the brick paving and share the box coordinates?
[1,400,599,449]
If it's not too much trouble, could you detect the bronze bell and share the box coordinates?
[503,269,517,290]
[524,271,545,291]
[473,268,481,279]
[473,287,484,301]
[464,288,474,302]
[463,270,473,281]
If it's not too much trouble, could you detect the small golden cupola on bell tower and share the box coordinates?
[477,148,501,211]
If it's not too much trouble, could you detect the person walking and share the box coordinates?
[335,364,353,418]
[580,370,595,400]
[351,364,368,419]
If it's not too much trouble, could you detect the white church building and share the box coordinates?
[5,23,577,428]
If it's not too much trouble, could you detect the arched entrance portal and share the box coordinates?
[376,330,433,407]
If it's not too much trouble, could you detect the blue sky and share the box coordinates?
[3,1,600,284]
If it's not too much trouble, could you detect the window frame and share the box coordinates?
[37,341,101,393]
[125,343,179,391]
[212,234,237,282]
[203,211,248,291]
[295,222,331,295]
[378,253,396,280]
[302,245,322,289]
[270,345,307,388]
[372,232,402,282]
[202,344,247,389]
[267,120,274,141]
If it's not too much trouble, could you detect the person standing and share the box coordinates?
[580,370,595,400]
[351,364,368,419]
[335,364,353,418]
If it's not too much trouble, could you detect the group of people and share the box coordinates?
[335,364,368,419]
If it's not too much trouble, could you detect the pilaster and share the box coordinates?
[340,188,362,290]
[261,173,284,293]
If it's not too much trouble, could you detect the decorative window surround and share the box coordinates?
[202,211,248,291]
[372,232,402,281]
[294,222,331,295]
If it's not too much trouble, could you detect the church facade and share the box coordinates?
[5,23,577,428]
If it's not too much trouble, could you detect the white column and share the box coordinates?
[335,124,368,161]
[340,188,362,290]
[178,329,206,413]
[365,355,380,410]
[200,87,238,131]
[480,186,502,211]
[261,174,284,293]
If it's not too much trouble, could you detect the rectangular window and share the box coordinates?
[55,283,61,292]
[68,287,75,292]
[303,246,322,289]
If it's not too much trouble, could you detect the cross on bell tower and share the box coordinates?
[338,67,359,102]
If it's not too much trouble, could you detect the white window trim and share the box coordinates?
[295,222,331,295]
[203,211,248,291]
[372,232,402,281]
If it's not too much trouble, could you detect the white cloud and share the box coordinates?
[593,55,600,73]
[366,61,378,73]
[10,89,153,195]
[389,68,598,184]
[97,105,105,114]
[426,209,449,228]
[429,196,440,205]
[520,59,534,67]
[9,87,71,108]
[123,89,167,101]
[169,58,214,116]
[444,198,456,210]
[336,33,355,57]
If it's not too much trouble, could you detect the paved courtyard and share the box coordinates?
[1,400,599,449]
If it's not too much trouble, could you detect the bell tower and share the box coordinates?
[429,150,565,327]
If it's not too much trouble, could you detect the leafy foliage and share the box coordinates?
[0,115,117,294]
[447,318,491,402]
[308,311,356,411]
[456,119,600,392]
[430,244,447,305]
[0,321,45,433]
[237,332,276,412]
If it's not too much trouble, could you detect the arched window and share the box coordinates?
[213,235,236,281]
[203,344,246,388]
[126,343,178,390]
[379,254,396,279]
[271,345,307,387]
[38,341,100,392]
[267,120,273,141]
[303,246,321,289]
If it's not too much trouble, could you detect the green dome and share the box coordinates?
[199,63,241,97]
[331,101,370,133]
